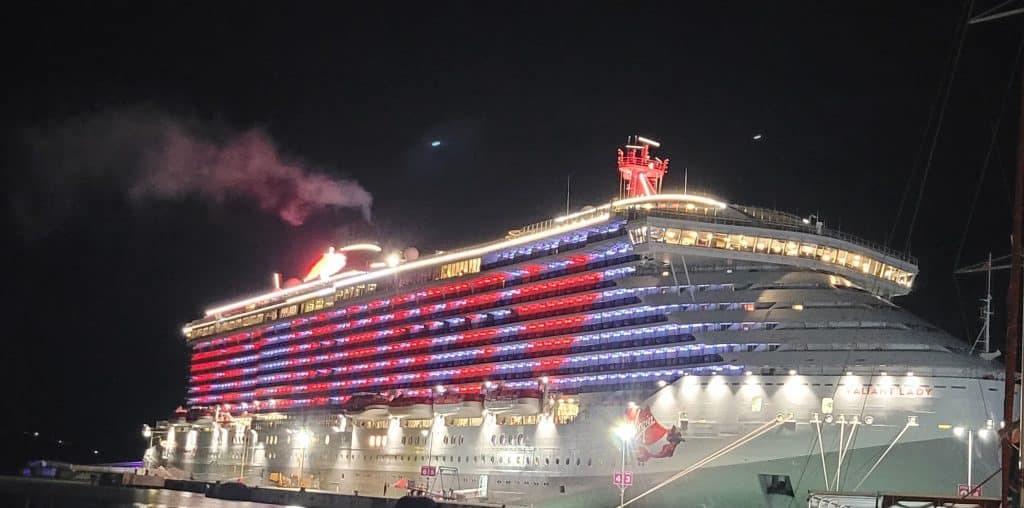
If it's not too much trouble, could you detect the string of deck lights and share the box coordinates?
[190,243,633,350]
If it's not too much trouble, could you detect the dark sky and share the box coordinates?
[2,2,1021,470]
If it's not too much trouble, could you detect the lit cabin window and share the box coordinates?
[643,225,914,287]
[438,258,481,280]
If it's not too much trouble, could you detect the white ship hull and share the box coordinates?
[154,373,1006,507]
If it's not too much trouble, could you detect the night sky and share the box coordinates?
[2,2,1021,471]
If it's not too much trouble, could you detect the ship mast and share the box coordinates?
[617,135,669,198]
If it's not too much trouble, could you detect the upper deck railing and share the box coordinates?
[635,206,918,266]
[511,195,917,267]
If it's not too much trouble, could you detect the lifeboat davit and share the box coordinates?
[434,392,484,418]
[388,395,433,419]
[343,393,390,420]
[484,389,542,416]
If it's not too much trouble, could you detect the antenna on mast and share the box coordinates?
[565,173,571,215]
[970,253,995,356]
[956,252,1008,360]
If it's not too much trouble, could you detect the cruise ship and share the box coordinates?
[146,138,1007,507]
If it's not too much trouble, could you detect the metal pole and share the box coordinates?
[619,439,626,508]
[985,253,992,353]
[298,446,304,488]
[239,428,247,481]
[968,429,974,488]
[1002,52,1024,508]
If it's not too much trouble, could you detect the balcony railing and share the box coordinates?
[629,207,917,265]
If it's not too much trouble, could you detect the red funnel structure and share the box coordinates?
[618,136,669,198]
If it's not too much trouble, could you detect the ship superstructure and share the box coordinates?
[148,139,1005,507]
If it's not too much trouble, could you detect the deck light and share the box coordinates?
[386,253,401,268]
[294,429,312,449]
[613,423,636,441]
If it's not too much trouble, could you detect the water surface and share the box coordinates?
[0,477,282,508]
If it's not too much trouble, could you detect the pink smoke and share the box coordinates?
[133,124,371,225]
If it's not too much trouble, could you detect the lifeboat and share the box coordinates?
[434,392,484,418]
[388,395,433,419]
[343,393,390,420]
[170,406,188,424]
[484,389,542,416]
[186,406,215,424]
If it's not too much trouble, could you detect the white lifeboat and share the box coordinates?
[435,392,484,418]
[484,389,542,416]
[187,406,215,424]
[343,393,390,420]
[170,406,188,424]
[388,395,433,419]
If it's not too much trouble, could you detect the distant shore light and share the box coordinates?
[431,140,441,147]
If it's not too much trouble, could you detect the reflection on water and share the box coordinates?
[0,477,282,508]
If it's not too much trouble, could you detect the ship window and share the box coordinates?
[491,435,496,446]
[759,474,795,497]
[555,458,559,465]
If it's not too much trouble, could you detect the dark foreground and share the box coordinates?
[0,476,285,508]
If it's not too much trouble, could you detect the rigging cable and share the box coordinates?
[903,0,975,253]
[952,32,1024,345]
[953,33,1024,272]
[887,1,975,248]
[785,345,858,508]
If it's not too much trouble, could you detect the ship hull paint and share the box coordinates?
[157,375,1005,507]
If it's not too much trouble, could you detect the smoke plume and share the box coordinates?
[13,107,372,233]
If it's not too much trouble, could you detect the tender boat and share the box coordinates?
[435,392,484,418]
[342,393,390,419]
[388,394,433,419]
[484,388,542,415]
